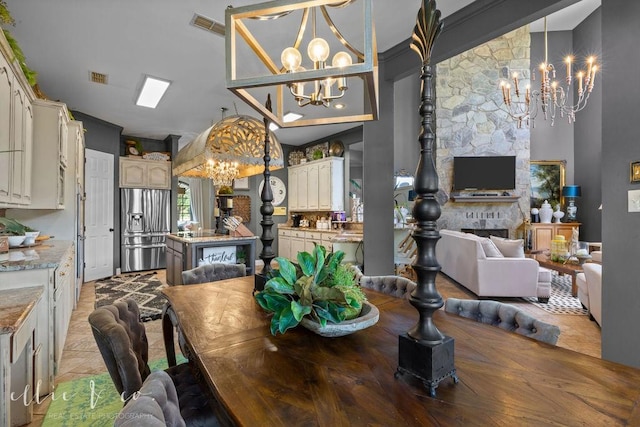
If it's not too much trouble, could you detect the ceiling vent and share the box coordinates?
[191,13,225,37]
[89,71,108,85]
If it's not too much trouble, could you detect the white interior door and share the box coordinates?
[84,149,114,281]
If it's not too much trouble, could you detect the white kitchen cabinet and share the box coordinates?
[29,100,70,209]
[307,163,319,210]
[288,157,344,212]
[318,158,344,211]
[0,37,34,208]
[0,242,76,397]
[278,228,337,260]
[277,229,291,260]
[120,157,171,189]
[288,168,299,210]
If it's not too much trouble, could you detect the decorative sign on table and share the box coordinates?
[200,246,236,266]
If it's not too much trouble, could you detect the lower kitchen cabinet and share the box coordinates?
[278,228,337,260]
[0,241,76,397]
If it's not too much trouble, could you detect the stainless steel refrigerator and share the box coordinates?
[121,188,171,272]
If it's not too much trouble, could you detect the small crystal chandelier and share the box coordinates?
[500,17,599,128]
[205,159,239,187]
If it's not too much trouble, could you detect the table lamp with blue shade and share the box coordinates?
[562,185,582,222]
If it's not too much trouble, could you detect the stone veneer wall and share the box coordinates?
[435,26,531,237]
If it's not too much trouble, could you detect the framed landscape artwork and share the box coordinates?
[530,160,566,209]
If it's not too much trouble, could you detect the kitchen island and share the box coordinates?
[165,231,257,285]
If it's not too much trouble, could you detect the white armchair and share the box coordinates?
[576,263,602,326]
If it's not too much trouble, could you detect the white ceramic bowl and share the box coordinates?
[23,231,40,245]
[7,235,26,247]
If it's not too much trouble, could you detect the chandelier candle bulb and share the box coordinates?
[565,56,572,80]
[512,72,519,96]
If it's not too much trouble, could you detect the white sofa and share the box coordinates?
[575,263,602,326]
[438,230,551,302]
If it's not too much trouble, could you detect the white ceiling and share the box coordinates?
[4,0,598,149]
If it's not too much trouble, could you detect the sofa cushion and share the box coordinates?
[480,238,504,258]
[490,235,525,258]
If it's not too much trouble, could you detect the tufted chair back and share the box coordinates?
[90,299,220,426]
[89,299,150,400]
[444,298,560,345]
[115,371,186,427]
[351,266,417,299]
[181,263,246,285]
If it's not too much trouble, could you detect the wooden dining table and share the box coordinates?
[162,276,640,426]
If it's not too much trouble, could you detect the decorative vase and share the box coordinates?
[539,200,553,223]
[299,301,379,337]
[552,205,564,223]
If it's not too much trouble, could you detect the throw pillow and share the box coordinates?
[480,238,504,258]
[490,235,525,258]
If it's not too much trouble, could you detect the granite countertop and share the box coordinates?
[277,225,340,233]
[0,286,43,334]
[168,230,258,244]
[0,240,73,272]
[331,232,364,243]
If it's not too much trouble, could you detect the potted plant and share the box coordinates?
[255,244,375,336]
[0,217,37,247]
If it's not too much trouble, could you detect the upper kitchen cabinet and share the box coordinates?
[288,157,344,212]
[29,100,71,209]
[0,33,35,208]
[119,157,171,189]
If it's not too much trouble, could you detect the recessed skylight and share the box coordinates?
[136,75,171,108]
[269,112,303,131]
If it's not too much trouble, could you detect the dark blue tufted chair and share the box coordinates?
[89,299,221,426]
[444,298,561,345]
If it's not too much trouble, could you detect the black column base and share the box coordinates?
[254,273,268,294]
[396,333,458,397]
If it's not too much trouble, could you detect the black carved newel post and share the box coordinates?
[254,94,276,293]
[395,0,458,397]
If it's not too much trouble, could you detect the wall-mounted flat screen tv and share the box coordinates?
[453,156,516,191]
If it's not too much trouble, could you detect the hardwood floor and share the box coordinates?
[25,269,601,426]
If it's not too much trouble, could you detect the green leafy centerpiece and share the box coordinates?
[255,245,378,337]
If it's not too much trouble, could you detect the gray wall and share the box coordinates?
[601,0,640,367]
[573,9,602,242]
[72,111,123,273]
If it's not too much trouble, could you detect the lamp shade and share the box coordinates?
[562,185,581,198]
[172,115,283,179]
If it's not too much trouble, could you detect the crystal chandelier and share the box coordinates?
[225,0,378,128]
[500,17,598,128]
[205,159,239,187]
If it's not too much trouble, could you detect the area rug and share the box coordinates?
[94,272,167,321]
[523,272,589,316]
[42,356,186,427]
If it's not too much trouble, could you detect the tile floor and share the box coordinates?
[25,269,601,426]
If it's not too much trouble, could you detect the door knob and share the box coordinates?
[109,228,114,232]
